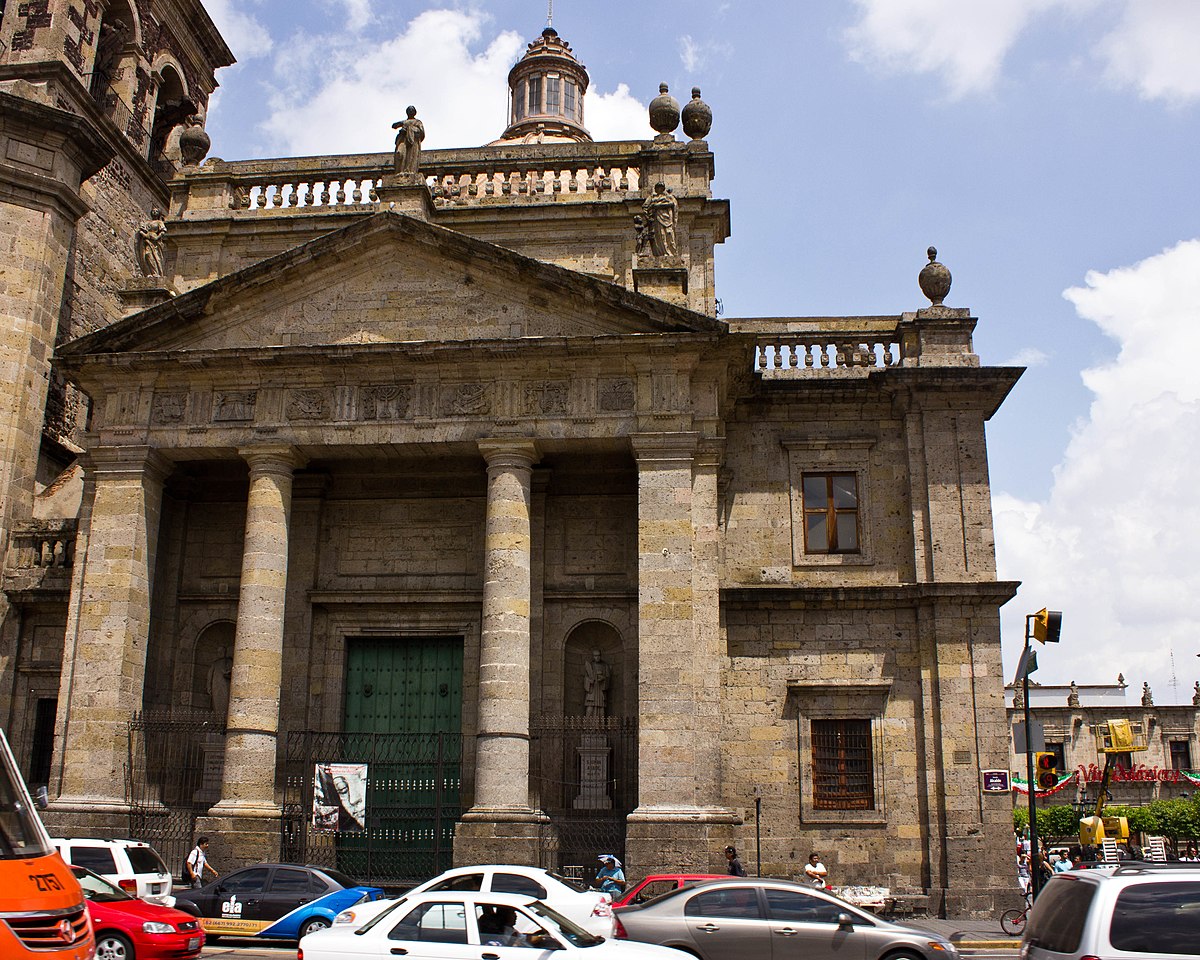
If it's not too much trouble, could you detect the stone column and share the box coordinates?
[626,433,737,874]
[455,438,546,865]
[199,446,301,866]
[46,446,170,833]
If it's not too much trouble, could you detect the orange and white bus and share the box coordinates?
[0,728,93,958]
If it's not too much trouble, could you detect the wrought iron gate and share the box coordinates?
[127,710,225,878]
[531,715,637,874]
[281,730,462,887]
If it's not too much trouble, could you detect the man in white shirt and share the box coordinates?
[184,836,218,889]
[804,853,828,887]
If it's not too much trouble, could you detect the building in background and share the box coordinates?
[3,2,1023,915]
[1007,679,1200,808]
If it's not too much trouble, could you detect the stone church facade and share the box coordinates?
[1,1,1021,915]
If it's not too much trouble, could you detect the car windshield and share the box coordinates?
[126,847,168,874]
[530,901,604,947]
[73,866,133,903]
[548,871,590,893]
[0,732,54,859]
[358,897,412,934]
[322,868,357,889]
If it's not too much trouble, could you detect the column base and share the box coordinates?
[42,795,134,837]
[625,805,742,876]
[195,804,282,871]
[454,815,549,868]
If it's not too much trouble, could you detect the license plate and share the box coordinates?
[187,937,200,950]
[151,884,163,893]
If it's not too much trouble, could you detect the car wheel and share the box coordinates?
[300,916,331,938]
[95,931,134,960]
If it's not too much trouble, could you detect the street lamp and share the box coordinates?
[1022,608,1061,900]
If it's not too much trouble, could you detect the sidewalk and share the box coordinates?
[907,918,1020,950]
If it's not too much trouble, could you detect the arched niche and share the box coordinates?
[192,621,235,718]
[88,0,139,101]
[562,620,625,719]
[148,60,191,164]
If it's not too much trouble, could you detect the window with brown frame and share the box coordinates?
[811,718,874,810]
[1169,740,1191,772]
[802,472,859,553]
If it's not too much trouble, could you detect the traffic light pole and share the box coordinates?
[1023,614,1042,901]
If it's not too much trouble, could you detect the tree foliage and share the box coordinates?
[1013,795,1200,842]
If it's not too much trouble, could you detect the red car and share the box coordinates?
[613,874,727,907]
[71,865,204,960]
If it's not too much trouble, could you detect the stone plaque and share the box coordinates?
[152,391,186,424]
[444,383,491,416]
[360,384,411,420]
[526,380,569,415]
[598,378,635,412]
[213,390,256,422]
[286,388,330,421]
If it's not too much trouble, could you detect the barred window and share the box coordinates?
[811,718,874,810]
[802,473,859,554]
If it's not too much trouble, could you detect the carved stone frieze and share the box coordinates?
[213,390,256,422]
[444,383,491,416]
[286,388,330,421]
[151,391,186,424]
[360,384,412,421]
[525,380,569,416]
[598,378,635,412]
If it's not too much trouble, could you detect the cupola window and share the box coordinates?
[547,76,561,113]
[527,76,542,115]
[514,80,527,121]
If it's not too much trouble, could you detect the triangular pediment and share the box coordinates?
[61,212,720,358]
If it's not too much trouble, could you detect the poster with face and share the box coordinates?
[313,762,368,833]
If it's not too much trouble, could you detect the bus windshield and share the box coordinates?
[0,731,55,859]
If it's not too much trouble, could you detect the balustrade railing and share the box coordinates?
[5,522,77,575]
[176,147,645,215]
[747,321,911,377]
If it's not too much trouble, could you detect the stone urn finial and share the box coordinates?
[681,86,712,140]
[179,112,211,167]
[649,82,680,139]
[918,245,951,306]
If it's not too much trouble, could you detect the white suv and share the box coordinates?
[51,837,174,906]
[1020,862,1200,960]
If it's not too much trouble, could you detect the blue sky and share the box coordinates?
[200,0,1200,705]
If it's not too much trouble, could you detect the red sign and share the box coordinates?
[1075,763,1180,784]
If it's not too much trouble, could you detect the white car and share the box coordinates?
[51,837,177,907]
[303,891,681,960]
[334,865,614,937]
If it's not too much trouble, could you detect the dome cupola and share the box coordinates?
[497,26,591,143]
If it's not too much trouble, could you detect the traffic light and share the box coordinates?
[1035,752,1058,790]
[1032,608,1062,643]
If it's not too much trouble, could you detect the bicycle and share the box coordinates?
[1000,891,1034,936]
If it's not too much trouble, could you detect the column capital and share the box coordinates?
[631,432,700,465]
[237,445,306,477]
[83,445,173,484]
[693,437,726,470]
[478,438,540,472]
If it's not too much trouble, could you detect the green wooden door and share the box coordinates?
[339,636,463,881]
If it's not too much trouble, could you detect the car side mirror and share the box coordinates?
[837,913,854,928]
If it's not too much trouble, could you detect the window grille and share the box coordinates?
[811,718,874,810]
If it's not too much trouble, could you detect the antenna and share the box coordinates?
[1169,646,1179,700]
[547,0,553,27]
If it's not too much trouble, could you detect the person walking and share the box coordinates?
[724,845,747,877]
[184,836,218,889]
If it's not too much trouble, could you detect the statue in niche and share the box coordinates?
[642,181,678,258]
[135,207,167,277]
[583,650,611,719]
[207,650,233,719]
[391,106,425,179]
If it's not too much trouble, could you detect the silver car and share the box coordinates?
[1020,862,1200,960]
[614,878,958,960]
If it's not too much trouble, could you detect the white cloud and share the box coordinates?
[677,34,732,75]
[1096,0,1200,104]
[995,239,1200,703]
[1003,347,1049,368]
[204,0,274,60]
[260,10,523,155]
[680,35,701,73]
[586,83,651,142]
[844,0,1070,98]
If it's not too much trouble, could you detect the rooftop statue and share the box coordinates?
[392,106,425,179]
[642,182,678,258]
